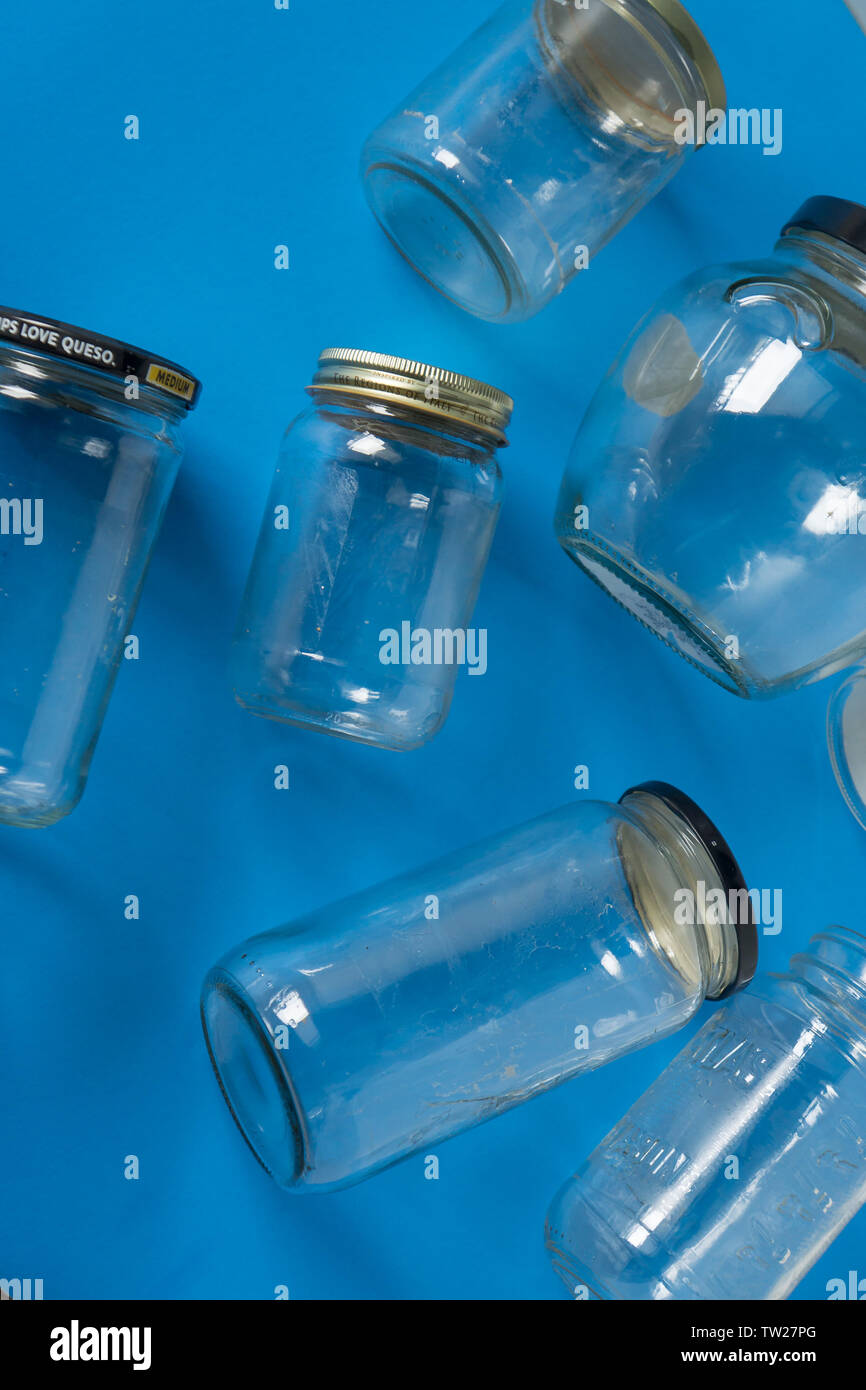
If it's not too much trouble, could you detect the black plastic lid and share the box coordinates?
[621,780,759,998]
[0,306,201,410]
[781,196,866,259]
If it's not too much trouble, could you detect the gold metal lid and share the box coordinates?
[309,347,513,446]
[539,0,726,145]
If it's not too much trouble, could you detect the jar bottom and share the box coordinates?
[363,159,524,322]
[233,682,447,752]
[201,971,305,1189]
[545,1195,681,1301]
[559,532,751,696]
[0,771,84,828]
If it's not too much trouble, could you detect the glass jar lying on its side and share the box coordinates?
[546,926,866,1302]
[201,782,757,1193]
[361,0,725,322]
[0,307,200,827]
[232,348,511,751]
[555,195,866,702]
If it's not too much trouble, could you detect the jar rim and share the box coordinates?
[537,0,726,144]
[0,305,201,411]
[638,0,727,111]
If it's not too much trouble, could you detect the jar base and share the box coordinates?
[233,686,443,752]
[363,156,527,323]
[201,970,305,1190]
[0,780,82,828]
[559,532,756,695]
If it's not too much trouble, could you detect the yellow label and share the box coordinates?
[145,363,196,401]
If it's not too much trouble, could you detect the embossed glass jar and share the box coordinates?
[202,783,756,1193]
[546,926,866,1302]
[232,348,510,751]
[0,307,199,827]
[361,0,725,322]
[555,196,866,700]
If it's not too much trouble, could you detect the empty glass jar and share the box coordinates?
[546,926,866,1301]
[232,348,510,750]
[201,782,757,1192]
[0,306,200,827]
[361,0,725,322]
[556,196,866,700]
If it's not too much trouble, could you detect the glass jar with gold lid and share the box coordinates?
[232,347,511,750]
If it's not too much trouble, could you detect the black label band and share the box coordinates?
[0,306,201,409]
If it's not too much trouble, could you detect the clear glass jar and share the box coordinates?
[555,196,866,700]
[232,348,510,750]
[0,307,200,827]
[546,926,866,1302]
[201,782,756,1192]
[361,0,725,322]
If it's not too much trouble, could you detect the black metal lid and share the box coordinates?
[781,196,866,259]
[0,306,201,410]
[621,780,759,998]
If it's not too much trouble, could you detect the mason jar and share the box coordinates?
[201,782,757,1193]
[555,195,866,701]
[232,348,510,750]
[0,306,200,827]
[360,0,725,322]
[546,926,866,1302]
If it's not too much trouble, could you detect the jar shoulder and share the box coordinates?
[278,404,504,497]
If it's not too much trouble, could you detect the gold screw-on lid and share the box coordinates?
[309,347,513,446]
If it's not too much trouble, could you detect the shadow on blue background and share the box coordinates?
[1,0,865,1299]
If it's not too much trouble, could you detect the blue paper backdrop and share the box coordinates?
[1,0,864,1301]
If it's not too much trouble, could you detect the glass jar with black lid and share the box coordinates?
[0,307,200,826]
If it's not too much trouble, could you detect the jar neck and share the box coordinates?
[618,789,741,1000]
[776,229,866,303]
[786,927,866,1063]
[307,390,504,457]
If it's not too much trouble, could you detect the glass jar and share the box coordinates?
[232,348,510,750]
[201,782,757,1192]
[360,0,725,322]
[545,926,866,1302]
[555,196,866,701]
[0,307,200,827]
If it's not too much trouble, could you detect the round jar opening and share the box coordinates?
[617,782,757,1000]
[537,0,726,145]
[201,972,304,1189]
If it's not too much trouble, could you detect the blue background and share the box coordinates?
[1,0,864,1301]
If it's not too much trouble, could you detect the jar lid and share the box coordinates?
[621,780,759,998]
[309,347,513,446]
[538,0,726,144]
[781,195,866,259]
[0,306,201,410]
